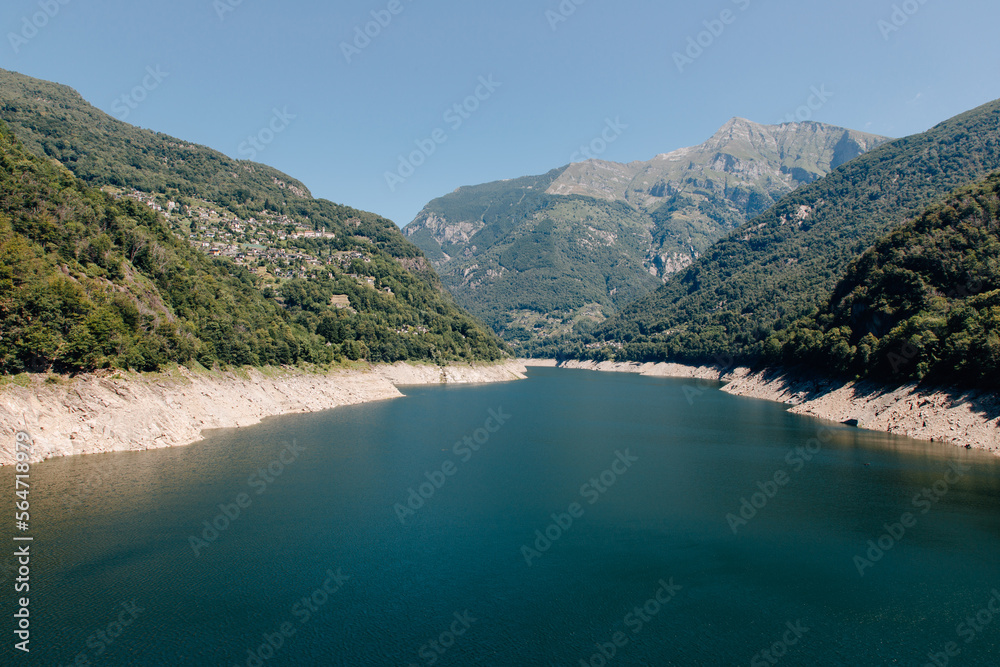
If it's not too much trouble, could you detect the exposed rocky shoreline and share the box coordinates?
[547,359,732,380]
[5,358,997,465]
[537,359,1000,455]
[721,369,1000,455]
[0,360,527,466]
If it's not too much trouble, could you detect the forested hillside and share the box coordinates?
[583,99,1000,364]
[0,70,507,373]
[0,122,324,372]
[0,68,419,259]
[762,172,1000,389]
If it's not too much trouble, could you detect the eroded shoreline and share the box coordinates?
[538,360,1000,455]
[0,360,528,466]
[5,358,998,465]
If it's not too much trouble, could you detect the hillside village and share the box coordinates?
[104,188,391,296]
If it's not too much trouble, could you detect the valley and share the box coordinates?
[405,119,888,346]
[2,5,1000,664]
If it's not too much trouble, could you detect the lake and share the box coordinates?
[2,367,999,665]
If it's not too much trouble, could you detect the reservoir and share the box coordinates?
[3,367,999,665]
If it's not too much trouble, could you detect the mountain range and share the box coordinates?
[4,65,1000,395]
[590,98,1000,368]
[404,119,888,346]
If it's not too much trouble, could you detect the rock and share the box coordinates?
[555,359,731,380]
[721,370,1000,455]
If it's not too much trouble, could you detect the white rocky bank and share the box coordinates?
[0,361,527,466]
[545,360,1000,455]
[6,358,997,465]
[721,370,1000,454]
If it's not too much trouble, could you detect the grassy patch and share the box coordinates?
[0,373,31,388]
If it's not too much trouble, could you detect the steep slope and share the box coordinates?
[0,121,329,372]
[763,172,1000,389]
[548,118,883,213]
[0,68,311,207]
[0,68,416,258]
[405,119,887,346]
[590,99,1000,364]
[0,70,507,369]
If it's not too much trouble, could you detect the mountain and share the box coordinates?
[763,172,1000,389]
[0,122,320,372]
[0,68,414,258]
[0,69,507,371]
[404,119,888,347]
[588,99,1000,365]
[0,69,313,209]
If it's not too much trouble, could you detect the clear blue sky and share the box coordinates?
[2,0,999,227]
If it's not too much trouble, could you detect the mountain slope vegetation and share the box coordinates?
[0,70,507,372]
[763,172,1000,389]
[0,122,323,372]
[405,119,887,346]
[0,68,418,258]
[585,99,1000,365]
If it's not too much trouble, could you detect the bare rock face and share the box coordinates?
[648,251,696,278]
[545,118,887,222]
[0,361,527,466]
[410,214,485,248]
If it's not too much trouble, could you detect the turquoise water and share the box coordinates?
[2,367,999,665]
